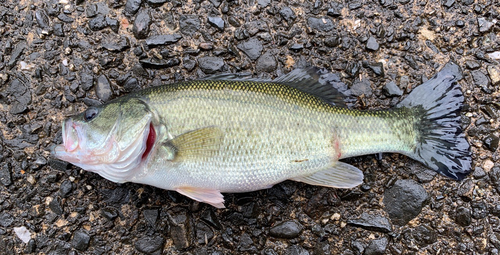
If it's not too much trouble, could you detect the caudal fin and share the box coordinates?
[397,62,471,180]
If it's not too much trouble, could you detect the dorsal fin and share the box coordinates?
[204,67,348,107]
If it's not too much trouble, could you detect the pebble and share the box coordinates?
[167,208,192,249]
[383,81,403,96]
[411,225,437,246]
[366,36,380,51]
[487,66,500,86]
[145,34,182,47]
[14,226,31,244]
[146,0,168,5]
[478,17,494,33]
[279,7,297,24]
[179,15,201,36]
[269,220,303,239]
[350,79,373,97]
[53,23,64,36]
[196,222,214,244]
[102,36,130,52]
[347,212,393,233]
[35,10,50,29]
[49,197,64,215]
[457,179,474,201]
[8,41,27,69]
[143,209,159,227]
[285,245,310,255]
[80,72,94,91]
[139,57,180,69]
[256,51,277,73]
[124,0,141,16]
[465,60,481,70]
[95,74,113,102]
[471,70,491,93]
[0,212,14,227]
[307,17,334,32]
[101,207,118,220]
[237,38,263,60]
[364,62,384,76]
[443,0,455,8]
[59,180,73,198]
[201,209,223,230]
[88,15,107,31]
[483,134,499,152]
[324,35,341,47]
[71,230,91,251]
[133,9,151,39]
[106,17,119,33]
[383,179,428,225]
[57,13,74,23]
[198,56,225,74]
[0,163,12,186]
[364,237,388,255]
[135,235,164,254]
[455,207,471,226]
[472,201,488,219]
[208,16,225,31]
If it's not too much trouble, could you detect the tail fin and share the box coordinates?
[397,62,471,180]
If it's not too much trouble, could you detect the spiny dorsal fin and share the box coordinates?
[166,127,224,161]
[291,162,364,189]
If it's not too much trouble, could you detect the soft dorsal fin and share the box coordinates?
[273,67,347,107]
[204,67,347,107]
[165,127,224,161]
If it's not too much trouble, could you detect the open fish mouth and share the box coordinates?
[53,119,84,161]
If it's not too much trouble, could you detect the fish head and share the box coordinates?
[53,97,156,183]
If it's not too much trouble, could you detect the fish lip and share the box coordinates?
[61,119,81,152]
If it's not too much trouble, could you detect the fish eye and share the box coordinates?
[84,107,99,122]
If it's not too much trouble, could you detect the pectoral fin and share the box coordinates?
[166,126,224,161]
[176,187,225,208]
[291,162,364,189]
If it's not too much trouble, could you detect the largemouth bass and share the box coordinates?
[53,62,471,208]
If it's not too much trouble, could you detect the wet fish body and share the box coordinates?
[54,63,471,208]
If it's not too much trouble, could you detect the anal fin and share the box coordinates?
[291,162,364,189]
[176,187,225,208]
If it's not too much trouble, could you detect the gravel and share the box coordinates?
[0,0,499,254]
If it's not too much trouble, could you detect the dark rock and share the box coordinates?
[364,237,388,255]
[167,208,192,249]
[0,212,14,227]
[198,57,224,74]
[89,15,107,31]
[208,16,225,31]
[35,10,50,29]
[455,207,471,226]
[383,179,428,226]
[57,13,74,23]
[471,201,488,219]
[478,17,494,33]
[383,81,403,96]
[59,180,73,198]
[106,17,119,33]
[285,245,310,255]
[201,209,222,230]
[7,41,27,69]
[139,57,180,69]
[101,207,118,220]
[455,20,465,27]
[443,0,454,8]
[269,221,303,239]
[124,0,141,16]
[0,163,12,186]
[347,212,393,233]
[256,51,277,73]
[135,235,165,254]
[80,72,94,91]
[146,0,168,5]
[133,9,151,39]
[412,225,437,246]
[473,166,486,179]
[53,23,64,36]
[465,60,480,70]
[457,179,474,201]
[86,3,99,18]
[289,44,304,51]
[71,230,90,251]
[143,209,159,227]
[364,62,384,76]
[179,15,201,36]
[182,58,196,71]
[307,17,334,32]
[238,232,257,252]
[366,36,380,51]
[195,222,214,244]
[324,36,341,47]
[471,70,491,92]
[102,36,130,52]
[350,79,373,97]
[237,38,263,60]
[123,77,140,91]
[95,74,113,102]
[279,7,297,24]
[49,197,64,215]
[145,34,182,47]
[49,159,70,171]
[483,134,499,152]
[348,0,363,9]
[5,77,32,114]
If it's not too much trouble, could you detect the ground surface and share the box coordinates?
[0,0,499,254]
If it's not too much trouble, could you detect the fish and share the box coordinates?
[53,62,472,208]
